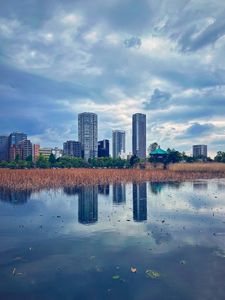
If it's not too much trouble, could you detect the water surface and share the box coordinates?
[0,180,225,300]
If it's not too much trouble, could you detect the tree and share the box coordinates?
[148,142,159,154]
[129,155,139,167]
[49,153,56,164]
[214,151,225,163]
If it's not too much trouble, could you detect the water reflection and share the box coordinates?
[193,181,208,191]
[113,183,126,205]
[78,186,98,224]
[98,184,110,195]
[149,182,165,194]
[133,183,147,222]
[0,187,31,205]
[63,186,80,196]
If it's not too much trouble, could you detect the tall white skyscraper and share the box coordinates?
[132,113,146,159]
[78,112,98,160]
[112,130,126,159]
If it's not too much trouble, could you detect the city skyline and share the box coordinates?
[0,1,225,157]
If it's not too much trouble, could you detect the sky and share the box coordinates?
[0,0,225,157]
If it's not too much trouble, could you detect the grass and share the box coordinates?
[0,163,225,191]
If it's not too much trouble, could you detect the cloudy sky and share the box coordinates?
[0,0,225,156]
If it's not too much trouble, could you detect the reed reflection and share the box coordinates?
[133,183,147,222]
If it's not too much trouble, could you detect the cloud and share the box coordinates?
[144,89,172,110]
[124,36,142,48]
[179,123,215,139]
[0,0,225,155]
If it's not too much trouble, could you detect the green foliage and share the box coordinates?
[49,153,56,164]
[214,151,225,163]
[129,155,140,167]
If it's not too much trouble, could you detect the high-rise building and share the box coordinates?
[78,112,98,160]
[192,145,207,158]
[9,132,27,146]
[132,113,146,159]
[112,130,125,159]
[98,139,109,157]
[78,186,98,224]
[18,139,32,160]
[63,141,81,157]
[32,144,40,161]
[133,182,147,222]
[0,136,9,161]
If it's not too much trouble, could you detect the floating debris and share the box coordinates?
[145,269,160,279]
[131,267,137,273]
[180,260,187,265]
[112,275,120,280]
[12,268,16,276]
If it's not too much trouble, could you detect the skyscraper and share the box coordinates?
[78,112,98,160]
[98,139,109,157]
[0,136,9,161]
[112,130,125,159]
[192,145,207,158]
[132,113,146,159]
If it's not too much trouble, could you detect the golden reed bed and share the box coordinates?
[0,163,225,191]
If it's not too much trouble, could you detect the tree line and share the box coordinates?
[0,150,224,169]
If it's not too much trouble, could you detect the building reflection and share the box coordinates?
[113,183,126,205]
[78,186,98,224]
[98,184,110,195]
[63,186,80,196]
[0,187,31,205]
[133,183,147,222]
[193,182,208,191]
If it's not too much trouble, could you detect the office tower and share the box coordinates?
[78,112,98,160]
[0,136,9,161]
[192,145,207,158]
[112,130,125,158]
[9,132,27,146]
[133,183,147,222]
[18,139,32,160]
[113,183,126,204]
[32,144,40,161]
[63,141,81,157]
[98,139,109,157]
[78,186,98,224]
[132,113,146,159]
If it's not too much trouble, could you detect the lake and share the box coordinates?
[0,179,225,300]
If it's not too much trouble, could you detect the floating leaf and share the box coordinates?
[12,268,16,276]
[112,275,120,280]
[145,269,160,279]
[131,267,137,273]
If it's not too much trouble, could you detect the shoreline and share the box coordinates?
[1,163,225,191]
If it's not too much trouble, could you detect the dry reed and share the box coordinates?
[0,163,225,191]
